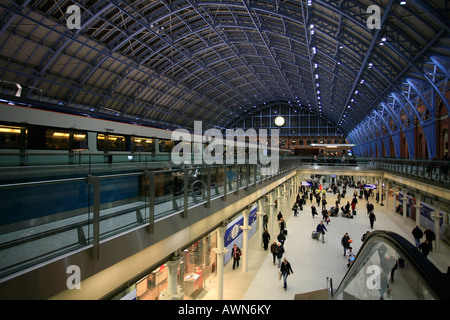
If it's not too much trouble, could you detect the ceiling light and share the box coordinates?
[274,116,285,127]
[381,37,387,41]
[400,1,406,5]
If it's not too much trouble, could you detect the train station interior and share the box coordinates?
[0,0,449,301]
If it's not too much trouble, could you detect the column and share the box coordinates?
[431,205,441,252]
[385,181,389,210]
[402,189,408,225]
[268,191,275,236]
[165,254,183,300]
[393,185,397,216]
[257,198,265,248]
[240,206,252,272]
[276,187,282,220]
[414,194,422,227]
[214,224,228,300]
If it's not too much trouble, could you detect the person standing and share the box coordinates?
[262,229,271,250]
[316,221,327,243]
[231,244,241,270]
[279,218,286,234]
[412,226,423,248]
[341,233,351,256]
[369,211,376,229]
[280,258,294,290]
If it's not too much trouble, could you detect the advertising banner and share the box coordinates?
[223,204,258,265]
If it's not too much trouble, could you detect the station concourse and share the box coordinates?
[0,0,449,300]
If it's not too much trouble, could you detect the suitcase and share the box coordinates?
[311,231,319,240]
[283,229,288,235]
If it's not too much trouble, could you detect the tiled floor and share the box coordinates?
[199,188,450,300]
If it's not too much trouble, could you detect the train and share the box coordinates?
[0,95,292,171]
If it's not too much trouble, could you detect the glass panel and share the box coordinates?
[0,125,26,148]
[46,130,70,149]
[98,175,143,240]
[134,137,155,152]
[334,238,441,300]
[97,134,126,151]
[0,179,90,278]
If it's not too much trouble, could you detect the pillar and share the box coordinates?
[431,205,441,252]
[214,224,228,300]
[414,193,422,227]
[166,255,183,299]
[160,253,184,300]
[385,181,389,210]
[268,192,275,236]
[276,187,282,223]
[393,185,397,216]
[257,198,265,248]
[240,206,252,272]
[402,189,408,225]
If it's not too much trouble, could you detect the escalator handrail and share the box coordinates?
[334,230,450,300]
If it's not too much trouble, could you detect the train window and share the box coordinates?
[46,130,69,149]
[97,134,127,151]
[45,130,88,150]
[134,137,155,152]
[159,139,175,152]
[0,125,27,149]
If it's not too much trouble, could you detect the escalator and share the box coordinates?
[332,230,450,300]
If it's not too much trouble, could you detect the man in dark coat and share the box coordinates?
[262,229,271,250]
[424,227,436,251]
[412,226,423,248]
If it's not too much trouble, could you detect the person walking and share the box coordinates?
[231,244,241,270]
[341,233,351,256]
[346,247,356,268]
[262,229,271,250]
[277,231,286,247]
[275,243,285,268]
[316,220,327,243]
[270,242,278,265]
[369,210,376,229]
[424,227,436,251]
[280,258,294,290]
[419,240,431,258]
[412,226,423,248]
[311,204,318,218]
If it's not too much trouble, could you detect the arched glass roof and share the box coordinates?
[0,0,448,135]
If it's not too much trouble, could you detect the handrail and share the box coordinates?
[333,230,450,300]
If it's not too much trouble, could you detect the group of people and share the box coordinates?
[231,182,439,295]
[412,226,436,258]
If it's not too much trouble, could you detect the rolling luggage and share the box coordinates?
[311,231,319,240]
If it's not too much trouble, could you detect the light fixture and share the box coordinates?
[274,116,285,127]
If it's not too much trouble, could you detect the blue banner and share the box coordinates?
[223,205,258,265]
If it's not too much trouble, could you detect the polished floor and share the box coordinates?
[199,188,450,300]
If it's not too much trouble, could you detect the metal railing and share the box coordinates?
[0,159,298,280]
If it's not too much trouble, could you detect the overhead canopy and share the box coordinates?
[0,0,448,135]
